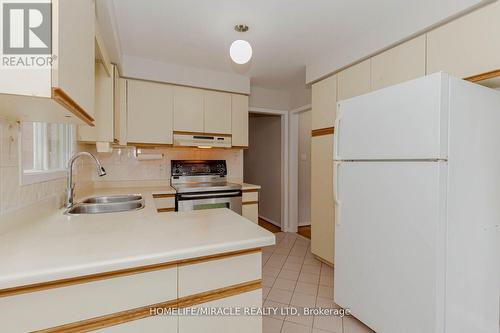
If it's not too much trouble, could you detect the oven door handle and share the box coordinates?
[179,191,241,199]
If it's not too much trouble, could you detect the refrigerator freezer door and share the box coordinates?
[334,72,449,161]
[334,161,447,333]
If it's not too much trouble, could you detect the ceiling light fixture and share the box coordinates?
[230,25,252,65]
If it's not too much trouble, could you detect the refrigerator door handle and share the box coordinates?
[334,161,342,226]
[333,115,341,160]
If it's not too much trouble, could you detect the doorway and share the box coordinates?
[244,113,283,230]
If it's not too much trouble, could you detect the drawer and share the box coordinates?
[154,197,175,209]
[178,252,261,297]
[0,267,177,332]
[178,290,262,333]
[95,316,177,333]
[242,191,258,202]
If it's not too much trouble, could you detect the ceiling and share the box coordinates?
[102,0,485,90]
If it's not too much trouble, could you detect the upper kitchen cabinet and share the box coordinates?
[231,94,249,147]
[337,59,371,101]
[311,74,337,130]
[114,74,128,146]
[127,79,174,145]
[173,86,204,133]
[204,90,232,134]
[0,0,95,125]
[427,1,500,81]
[371,35,426,91]
[77,63,114,143]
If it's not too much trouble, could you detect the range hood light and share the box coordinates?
[197,146,213,149]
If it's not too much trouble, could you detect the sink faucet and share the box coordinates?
[65,152,106,208]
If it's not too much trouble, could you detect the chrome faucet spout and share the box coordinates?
[65,152,106,209]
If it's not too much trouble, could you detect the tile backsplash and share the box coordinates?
[0,118,90,216]
[83,145,244,184]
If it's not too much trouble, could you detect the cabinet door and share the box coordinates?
[127,80,173,144]
[311,134,335,264]
[179,290,262,333]
[231,94,249,147]
[242,204,259,223]
[95,316,177,333]
[371,35,426,91]
[311,75,337,130]
[338,59,371,101]
[427,1,500,79]
[204,91,231,134]
[78,62,114,142]
[54,0,95,117]
[173,86,204,133]
[114,75,127,146]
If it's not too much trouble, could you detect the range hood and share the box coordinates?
[173,133,232,148]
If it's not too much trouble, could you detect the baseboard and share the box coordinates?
[298,221,311,227]
[258,215,281,228]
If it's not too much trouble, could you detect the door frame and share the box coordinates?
[248,107,289,232]
[289,104,312,233]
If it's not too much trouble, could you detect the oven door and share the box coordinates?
[176,190,242,214]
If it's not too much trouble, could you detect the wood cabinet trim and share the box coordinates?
[242,201,259,206]
[0,248,261,298]
[311,127,335,137]
[242,189,259,193]
[173,130,232,137]
[157,208,175,213]
[33,280,261,333]
[464,69,500,82]
[127,142,173,148]
[152,193,176,199]
[52,88,95,126]
[231,145,249,149]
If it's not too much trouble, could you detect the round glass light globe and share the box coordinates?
[230,40,252,64]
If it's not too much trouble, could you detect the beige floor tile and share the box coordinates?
[317,285,334,299]
[301,264,321,275]
[283,262,302,272]
[262,287,271,299]
[263,316,284,333]
[298,272,320,284]
[290,292,317,308]
[275,247,292,255]
[281,321,312,333]
[313,314,343,333]
[278,269,300,281]
[268,288,293,304]
[264,300,289,320]
[312,329,331,333]
[342,316,374,333]
[263,274,277,287]
[315,296,341,308]
[304,258,321,266]
[264,266,282,277]
[286,256,305,264]
[274,278,297,291]
[319,274,334,287]
[294,281,318,296]
[285,307,314,327]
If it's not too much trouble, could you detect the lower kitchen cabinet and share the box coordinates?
[95,316,177,333]
[311,134,335,265]
[178,290,262,333]
[242,204,259,224]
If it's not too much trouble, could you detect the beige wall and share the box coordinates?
[0,119,91,217]
[244,115,282,226]
[84,146,243,185]
[298,110,311,226]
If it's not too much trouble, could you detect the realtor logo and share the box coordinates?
[2,2,51,54]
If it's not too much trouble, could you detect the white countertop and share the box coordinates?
[241,183,261,191]
[0,187,274,290]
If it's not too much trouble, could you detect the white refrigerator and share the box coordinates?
[333,72,500,333]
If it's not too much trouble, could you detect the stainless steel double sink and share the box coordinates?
[65,194,145,215]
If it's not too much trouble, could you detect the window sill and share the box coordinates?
[22,169,67,186]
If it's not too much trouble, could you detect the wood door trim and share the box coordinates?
[242,189,259,193]
[0,248,261,298]
[464,69,500,82]
[52,87,95,126]
[242,201,259,206]
[152,193,176,199]
[33,280,262,333]
[173,130,232,137]
[311,127,334,137]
